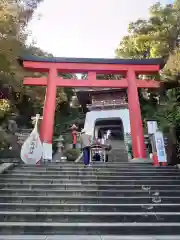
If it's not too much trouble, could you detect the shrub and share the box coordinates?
[64,148,81,161]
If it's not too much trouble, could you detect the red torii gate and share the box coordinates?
[20,56,164,159]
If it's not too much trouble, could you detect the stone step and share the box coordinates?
[2,183,180,190]
[109,153,128,155]
[110,150,128,152]
[1,222,180,235]
[2,178,180,185]
[109,152,128,154]
[1,189,180,197]
[14,166,177,171]
[0,235,180,240]
[109,155,128,158]
[1,211,180,223]
[6,170,180,176]
[0,203,179,212]
[15,162,157,167]
[109,158,129,162]
[0,159,20,163]
[16,163,175,168]
[11,166,177,171]
[0,195,178,204]
[2,174,180,180]
[109,155,129,158]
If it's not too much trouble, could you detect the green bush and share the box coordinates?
[64,148,80,161]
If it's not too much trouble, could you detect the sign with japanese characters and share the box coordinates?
[20,115,43,164]
[147,121,158,134]
[154,131,167,162]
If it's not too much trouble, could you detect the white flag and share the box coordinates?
[20,115,43,164]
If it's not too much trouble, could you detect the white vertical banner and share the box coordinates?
[154,131,167,163]
[21,114,43,164]
[42,142,52,161]
[147,121,158,134]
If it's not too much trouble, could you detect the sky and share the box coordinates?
[27,0,173,59]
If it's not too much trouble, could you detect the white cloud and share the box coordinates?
[27,0,169,58]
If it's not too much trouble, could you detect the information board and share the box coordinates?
[147,121,158,134]
[154,131,167,163]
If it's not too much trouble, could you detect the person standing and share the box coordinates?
[71,124,78,149]
[80,129,91,166]
[72,130,77,149]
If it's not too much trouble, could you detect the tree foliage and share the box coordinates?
[0,0,76,150]
[0,0,75,133]
[116,2,180,59]
[116,0,180,131]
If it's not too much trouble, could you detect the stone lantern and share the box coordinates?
[53,135,65,162]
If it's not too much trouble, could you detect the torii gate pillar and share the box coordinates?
[127,69,145,158]
[40,68,57,144]
[21,56,164,160]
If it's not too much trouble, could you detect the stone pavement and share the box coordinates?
[1,236,180,240]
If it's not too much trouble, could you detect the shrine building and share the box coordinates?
[75,88,129,142]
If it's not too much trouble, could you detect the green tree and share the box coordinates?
[115,0,180,132]
[0,0,44,116]
[0,0,45,149]
[116,2,180,59]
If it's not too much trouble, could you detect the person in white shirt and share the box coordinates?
[80,129,91,166]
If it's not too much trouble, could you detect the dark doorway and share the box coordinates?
[94,118,124,141]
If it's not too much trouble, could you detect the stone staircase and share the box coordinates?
[109,149,129,162]
[0,162,180,239]
[108,140,129,162]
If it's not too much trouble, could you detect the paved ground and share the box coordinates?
[1,236,180,240]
